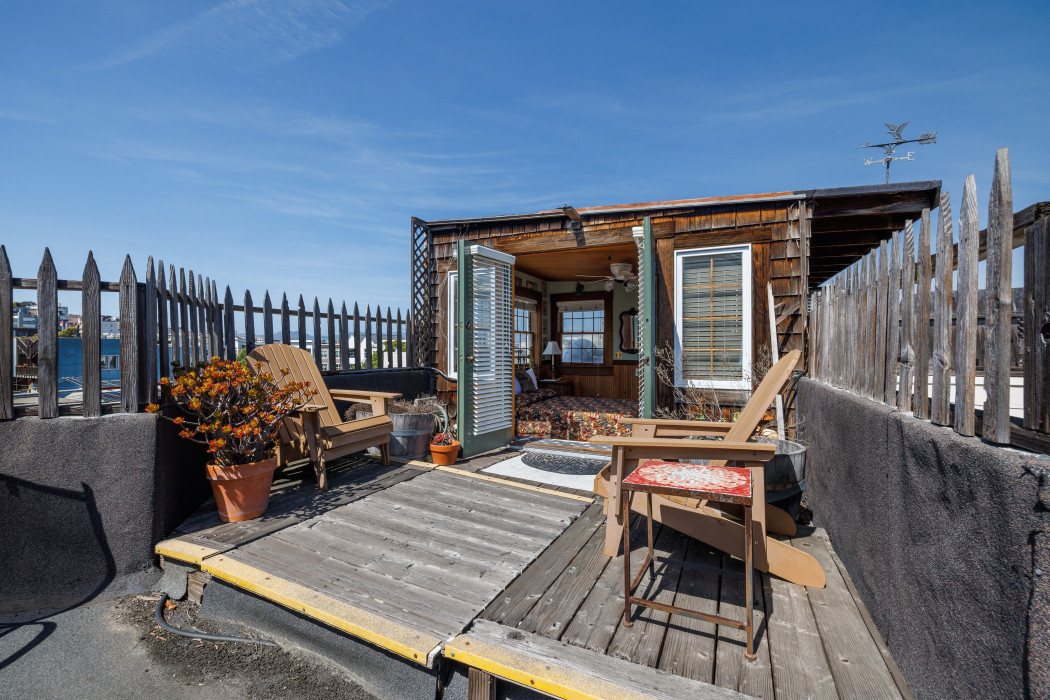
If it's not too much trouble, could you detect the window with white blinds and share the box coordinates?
[674,245,752,389]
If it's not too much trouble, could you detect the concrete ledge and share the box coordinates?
[797,378,1048,699]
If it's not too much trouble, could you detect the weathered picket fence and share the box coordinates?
[808,148,1050,452]
[0,248,412,419]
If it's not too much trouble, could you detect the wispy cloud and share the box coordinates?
[99,0,390,69]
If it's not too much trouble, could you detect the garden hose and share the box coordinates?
[154,594,278,647]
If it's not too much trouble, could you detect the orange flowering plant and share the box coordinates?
[146,357,317,467]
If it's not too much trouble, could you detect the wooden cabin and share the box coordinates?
[409,181,940,456]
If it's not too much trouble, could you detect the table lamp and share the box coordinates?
[541,341,561,379]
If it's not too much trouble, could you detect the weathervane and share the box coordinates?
[858,122,937,184]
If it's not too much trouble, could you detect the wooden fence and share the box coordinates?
[808,148,1050,452]
[0,248,413,419]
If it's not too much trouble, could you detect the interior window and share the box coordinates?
[558,301,605,364]
[675,245,751,388]
[514,299,535,367]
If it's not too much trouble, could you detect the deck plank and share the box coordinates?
[389,477,582,527]
[713,551,775,700]
[765,541,838,700]
[796,529,904,699]
[481,500,606,626]
[559,515,651,653]
[447,619,749,700]
[606,526,687,667]
[656,538,721,684]
[518,515,612,638]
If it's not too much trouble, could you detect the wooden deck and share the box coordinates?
[157,451,911,699]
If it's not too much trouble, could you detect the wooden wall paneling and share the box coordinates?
[982,149,1013,444]
[654,236,675,411]
[753,242,771,361]
[873,240,889,402]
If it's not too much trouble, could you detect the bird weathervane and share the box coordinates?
[858,121,937,184]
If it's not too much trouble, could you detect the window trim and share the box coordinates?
[674,244,752,390]
[551,290,614,369]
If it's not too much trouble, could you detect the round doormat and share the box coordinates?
[521,451,607,475]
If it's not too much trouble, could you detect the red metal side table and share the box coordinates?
[620,459,757,660]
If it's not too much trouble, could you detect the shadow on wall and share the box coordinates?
[0,477,114,669]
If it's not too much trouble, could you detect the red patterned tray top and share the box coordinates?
[624,460,752,498]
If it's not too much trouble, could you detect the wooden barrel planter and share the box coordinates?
[756,436,806,521]
[356,410,437,460]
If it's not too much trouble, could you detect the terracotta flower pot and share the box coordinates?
[429,441,460,466]
[205,456,279,522]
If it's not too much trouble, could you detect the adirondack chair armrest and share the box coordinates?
[328,389,402,416]
[593,436,776,464]
[619,417,733,437]
[293,404,326,413]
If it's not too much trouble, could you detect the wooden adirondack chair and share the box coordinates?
[247,344,401,490]
[592,349,826,588]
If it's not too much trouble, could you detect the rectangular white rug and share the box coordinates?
[481,452,606,492]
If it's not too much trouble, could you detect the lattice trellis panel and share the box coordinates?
[410,217,434,367]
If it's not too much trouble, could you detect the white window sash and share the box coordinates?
[674,244,752,390]
[447,271,458,379]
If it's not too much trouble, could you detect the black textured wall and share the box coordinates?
[0,413,209,613]
[797,378,1049,700]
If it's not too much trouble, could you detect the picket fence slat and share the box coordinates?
[281,293,291,345]
[885,233,901,405]
[954,175,980,437]
[263,291,274,345]
[915,208,932,419]
[339,302,350,371]
[365,305,374,370]
[144,258,158,403]
[931,194,954,426]
[82,253,102,418]
[396,308,404,369]
[37,249,58,418]
[353,302,361,370]
[244,289,256,354]
[898,222,915,412]
[312,297,322,369]
[983,148,1013,443]
[119,256,139,413]
[1024,215,1050,433]
[0,246,13,420]
[327,299,336,371]
[156,259,170,383]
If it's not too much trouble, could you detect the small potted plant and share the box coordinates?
[147,357,315,522]
[429,431,460,466]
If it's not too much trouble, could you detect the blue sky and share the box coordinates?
[2,1,1047,316]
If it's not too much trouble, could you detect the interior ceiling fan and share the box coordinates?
[576,263,638,292]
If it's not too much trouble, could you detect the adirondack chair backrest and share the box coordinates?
[247,344,341,429]
[723,349,801,443]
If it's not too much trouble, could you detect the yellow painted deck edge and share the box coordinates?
[389,457,594,503]
[444,636,656,700]
[155,539,221,566]
[201,553,444,666]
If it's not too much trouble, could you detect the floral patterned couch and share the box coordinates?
[515,390,637,442]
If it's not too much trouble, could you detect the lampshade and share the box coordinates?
[541,341,561,356]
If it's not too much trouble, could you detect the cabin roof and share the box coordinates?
[419,180,942,287]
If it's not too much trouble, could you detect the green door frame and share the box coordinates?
[635,217,657,419]
[456,240,516,457]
